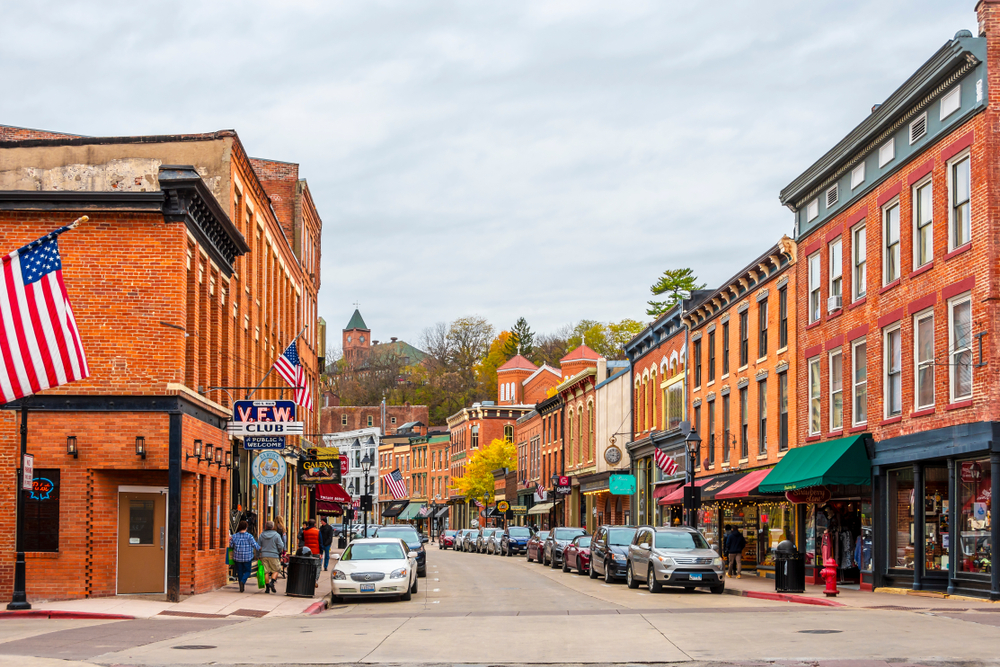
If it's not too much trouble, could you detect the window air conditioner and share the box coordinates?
[827,295,842,312]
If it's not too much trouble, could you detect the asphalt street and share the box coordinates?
[1,546,1000,666]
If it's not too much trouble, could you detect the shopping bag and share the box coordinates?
[256,560,266,589]
[226,547,233,565]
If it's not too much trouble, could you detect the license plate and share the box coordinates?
[689,573,703,581]
[360,583,376,592]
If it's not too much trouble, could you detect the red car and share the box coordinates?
[438,529,458,549]
[562,535,592,575]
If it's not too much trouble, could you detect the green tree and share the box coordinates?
[647,268,705,317]
[450,438,517,502]
[502,317,535,359]
[476,331,513,400]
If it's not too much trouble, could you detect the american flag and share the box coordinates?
[272,340,313,410]
[383,468,407,500]
[653,447,678,476]
[534,482,546,501]
[474,499,484,508]
[351,499,360,509]
[0,225,89,404]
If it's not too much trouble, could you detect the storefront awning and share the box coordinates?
[417,505,435,518]
[527,502,554,515]
[397,502,425,520]
[658,478,710,505]
[315,483,352,505]
[716,468,773,499]
[381,500,410,518]
[653,481,683,499]
[699,472,751,502]
[434,507,450,519]
[758,435,871,493]
[316,501,343,515]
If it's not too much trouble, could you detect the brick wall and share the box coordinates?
[0,125,80,142]
[320,404,429,434]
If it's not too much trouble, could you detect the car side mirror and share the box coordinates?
[331,553,341,560]
[640,542,651,550]
[408,551,418,558]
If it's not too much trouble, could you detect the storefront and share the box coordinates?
[632,430,687,528]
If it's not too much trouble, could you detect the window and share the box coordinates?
[912,310,935,410]
[808,253,821,323]
[884,325,902,417]
[830,349,843,431]
[722,321,730,375]
[914,179,933,268]
[940,85,961,120]
[809,357,821,435]
[471,425,479,449]
[708,330,716,382]
[341,414,348,426]
[758,380,767,456]
[879,138,895,167]
[827,238,843,313]
[758,298,768,358]
[883,201,900,285]
[722,394,731,464]
[851,162,865,189]
[694,339,702,387]
[708,400,716,466]
[853,223,867,300]
[909,112,927,144]
[807,198,819,221]
[949,294,973,402]
[739,311,749,367]
[391,416,397,424]
[367,415,374,427]
[778,286,788,348]
[739,387,748,460]
[693,405,701,449]
[778,372,789,451]
[826,184,839,208]
[22,469,59,551]
[589,404,595,461]
[950,154,971,250]
[666,382,683,430]
[504,425,514,443]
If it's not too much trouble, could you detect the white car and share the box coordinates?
[330,538,418,602]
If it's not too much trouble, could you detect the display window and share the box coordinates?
[807,499,870,575]
[923,466,948,574]
[722,503,758,567]
[757,502,794,567]
[888,468,915,569]
[958,458,991,575]
[697,505,721,553]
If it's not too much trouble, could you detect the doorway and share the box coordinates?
[117,490,166,594]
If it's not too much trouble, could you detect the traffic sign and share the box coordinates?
[21,454,33,490]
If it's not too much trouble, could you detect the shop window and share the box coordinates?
[778,372,789,451]
[739,311,749,367]
[808,357,821,435]
[914,310,935,410]
[913,179,933,268]
[958,458,992,574]
[830,349,843,431]
[722,321,730,375]
[757,380,767,456]
[853,223,867,301]
[739,387,748,459]
[884,325,902,417]
[708,330,716,382]
[888,467,915,569]
[924,466,948,574]
[852,340,868,425]
[949,294,973,402]
[722,394,731,464]
[757,502,794,568]
[21,469,60,552]
[949,153,971,250]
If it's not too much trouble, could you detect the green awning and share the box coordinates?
[396,502,425,520]
[758,435,871,493]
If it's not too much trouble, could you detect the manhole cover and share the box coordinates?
[797,630,842,634]
[172,645,217,650]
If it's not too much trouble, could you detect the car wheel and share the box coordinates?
[562,558,570,573]
[648,566,662,593]
[526,549,532,562]
[412,577,418,593]
[330,595,342,604]
[401,587,412,602]
[710,584,725,595]
[578,563,588,576]
[604,561,615,583]
[551,554,559,569]
[626,563,639,589]
[589,561,598,579]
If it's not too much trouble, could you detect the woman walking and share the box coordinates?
[229,520,260,593]
[258,521,285,594]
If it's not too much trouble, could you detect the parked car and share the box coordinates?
[543,527,587,568]
[562,535,592,575]
[330,538,418,603]
[438,529,458,550]
[525,531,549,562]
[459,529,478,552]
[626,526,725,594]
[486,529,505,555]
[372,525,428,577]
[500,526,533,556]
[476,527,501,553]
[590,525,637,582]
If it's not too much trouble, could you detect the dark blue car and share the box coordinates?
[372,525,428,577]
[500,526,533,556]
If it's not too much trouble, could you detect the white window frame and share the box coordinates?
[940,85,961,121]
[913,309,935,411]
[808,356,821,436]
[882,199,901,286]
[948,293,973,403]
[829,237,843,304]
[947,150,972,251]
[883,323,902,418]
[879,138,895,168]
[807,198,819,222]
[808,252,821,323]
[852,338,868,426]
[852,222,867,301]
[829,349,843,432]
[851,162,865,190]
[912,177,933,269]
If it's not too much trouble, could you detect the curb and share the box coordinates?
[724,587,844,607]
[0,610,135,620]
[303,598,329,615]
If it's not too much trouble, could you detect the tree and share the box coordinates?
[502,317,535,359]
[450,438,517,503]
[564,318,643,360]
[533,324,574,368]
[647,268,705,317]
[475,331,513,400]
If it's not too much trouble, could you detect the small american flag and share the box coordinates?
[0,224,89,403]
[653,447,678,476]
[384,468,407,500]
[272,340,313,410]
[351,499,360,509]
[473,499,484,508]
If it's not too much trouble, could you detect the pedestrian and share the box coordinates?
[298,521,308,545]
[258,520,285,594]
[721,524,732,567]
[274,515,288,578]
[319,516,335,571]
[726,526,747,578]
[301,519,322,588]
[229,520,260,593]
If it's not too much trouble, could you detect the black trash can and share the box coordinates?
[774,539,805,593]
[285,555,320,597]
[338,534,347,549]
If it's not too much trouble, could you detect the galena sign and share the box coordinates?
[229,400,303,438]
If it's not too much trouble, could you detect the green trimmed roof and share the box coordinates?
[345,308,368,331]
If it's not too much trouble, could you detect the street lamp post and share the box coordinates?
[361,453,372,538]
[684,429,702,529]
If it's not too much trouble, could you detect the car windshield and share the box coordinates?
[607,528,637,546]
[535,531,549,540]
[444,530,458,536]
[553,528,586,540]
[655,531,710,550]
[573,537,592,548]
[376,528,420,545]
[484,529,498,536]
[508,527,531,537]
[342,542,405,561]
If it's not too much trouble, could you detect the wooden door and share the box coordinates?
[117,492,166,594]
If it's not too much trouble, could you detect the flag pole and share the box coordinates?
[246,325,308,400]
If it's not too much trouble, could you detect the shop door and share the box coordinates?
[117,492,166,594]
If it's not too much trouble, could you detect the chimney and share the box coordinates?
[391,337,398,343]
[597,357,607,384]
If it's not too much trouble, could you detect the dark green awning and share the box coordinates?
[758,435,871,493]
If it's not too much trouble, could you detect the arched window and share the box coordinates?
[567,409,574,465]
[504,425,514,443]
[650,369,657,430]
[635,383,642,432]
[588,402,595,461]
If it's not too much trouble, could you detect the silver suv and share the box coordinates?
[626,526,725,594]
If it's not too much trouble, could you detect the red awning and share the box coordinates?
[315,483,352,504]
[658,478,710,506]
[316,501,343,515]
[715,468,772,500]
[653,481,683,499]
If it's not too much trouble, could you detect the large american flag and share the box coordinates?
[383,468,407,500]
[653,447,678,476]
[0,224,89,403]
[272,340,313,410]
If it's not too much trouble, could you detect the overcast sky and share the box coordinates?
[0,1,974,351]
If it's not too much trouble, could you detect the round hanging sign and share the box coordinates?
[252,451,286,485]
[604,446,622,465]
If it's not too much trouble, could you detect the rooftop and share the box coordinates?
[346,308,369,331]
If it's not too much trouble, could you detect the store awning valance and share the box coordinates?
[758,435,871,493]
[434,507,450,519]
[381,500,410,518]
[658,478,711,505]
[653,481,683,499]
[527,502,554,515]
[716,468,772,500]
[316,501,343,515]
[397,502,425,520]
[315,483,352,505]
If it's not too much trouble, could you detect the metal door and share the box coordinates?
[117,492,166,594]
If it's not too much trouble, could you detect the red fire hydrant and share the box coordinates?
[820,531,839,597]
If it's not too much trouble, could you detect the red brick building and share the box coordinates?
[497,354,560,406]
[321,402,429,435]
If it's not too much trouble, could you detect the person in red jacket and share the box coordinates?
[301,519,322,588]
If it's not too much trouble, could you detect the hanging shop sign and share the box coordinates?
[555,484,572,496]
[252,451,287,486]
[496,500,510,513]
[785,487,832,504]
[228,400,302,436]
[243,436,286,450]
[228,421,303,436]
[512,505,528,516]
[308,446,341,460]
[604,446,623,465]
[299,458,343,485]
[609,474,637,496]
